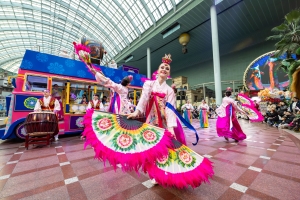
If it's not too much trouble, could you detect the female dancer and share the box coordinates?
[89,67,132,115]
[216,87,247,142]
[127,54,213,188]
[198,100,209,128]
[128,54,177,137]
[181,100,193,123]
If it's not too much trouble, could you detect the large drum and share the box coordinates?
[24,112,58,137]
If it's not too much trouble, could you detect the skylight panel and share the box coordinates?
[152,10,161,21]
[175,0,183,4]
[159,4,167,16]
[165,0,173,10]
[0,0,178,73]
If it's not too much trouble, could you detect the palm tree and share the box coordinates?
[267,9,300,89]
[267,9,300,57]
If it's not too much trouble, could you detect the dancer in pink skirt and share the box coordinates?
[216,87,247,142]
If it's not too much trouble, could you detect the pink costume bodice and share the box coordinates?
[216,97,241,117]
[136,80,177,128]
[198,103,209,110]
[95,72,131,114]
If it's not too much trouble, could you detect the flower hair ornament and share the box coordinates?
[162,54,172,65]
[127,75,133,81]
[226,87,232,92]
[140,54,172,83]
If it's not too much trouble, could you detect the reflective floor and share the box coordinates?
[0,119,300,200]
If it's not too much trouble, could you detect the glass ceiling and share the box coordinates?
[0,0,182,73]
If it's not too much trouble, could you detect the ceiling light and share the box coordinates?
[124,55,134,62]
[161,22,181,39]
[215,0,223,5]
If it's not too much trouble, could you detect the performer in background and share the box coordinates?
[87,94,104,111]
[198,100,209,128]
[80,96,88,105]
[216,87,247,143]
[171,84,187,145]
[52,84,64,120]
[128,97,136,113]
[101,96,110,112]
[89,66,133,115]
[181,100,193,123]
[34,89,61,141]
[108,60,118,69]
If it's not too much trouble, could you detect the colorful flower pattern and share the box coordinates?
[113,76,121,83]
[156,147,197,169]
[122,71,128,77]
[65,60,75,68]
[104,67,115,77]
[76,117,84,128]
[97,117,113,131]
[24,97,38,109]
[20,51,146,87]
[92,113,165,153]
[117,134,133,148]
[47,62,65,74]
[140,129,159,144]
[36,53,49,62]
[77,70,86,78]
[21,60,33,70]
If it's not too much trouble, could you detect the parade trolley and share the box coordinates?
[0,50,145,140]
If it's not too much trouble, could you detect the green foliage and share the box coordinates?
[267,9,300,57]
[267,9,300,89]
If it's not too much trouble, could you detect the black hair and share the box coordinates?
[129,96,134,100]
[94,94,99,97]
[225,91,232,97]
[121,76,131,86]
[102,96,107,104]
[294,97,299,100]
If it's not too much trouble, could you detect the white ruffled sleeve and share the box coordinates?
[165,89,177,128]
[136,81,152,114]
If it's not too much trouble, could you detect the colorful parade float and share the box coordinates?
[0,38,145,140]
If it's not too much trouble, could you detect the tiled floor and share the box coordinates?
[0,119,300,200]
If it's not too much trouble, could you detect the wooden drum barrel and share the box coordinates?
[24,112,58,137]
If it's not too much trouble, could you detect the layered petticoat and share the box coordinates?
[82,110,214,189]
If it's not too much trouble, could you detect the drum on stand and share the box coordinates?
[24,112,58,149]
[24,112,58,136]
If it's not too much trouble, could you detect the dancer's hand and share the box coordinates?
[90,66,97,75]
[127,110,140,119]
[167,127,176,139]
[87,63,97,75]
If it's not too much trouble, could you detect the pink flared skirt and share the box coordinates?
[216,105,246,141]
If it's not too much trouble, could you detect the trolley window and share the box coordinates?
[25,75,48,92]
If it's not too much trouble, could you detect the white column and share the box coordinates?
[232,81,235,95]
[210,5,222,105]
[203,83,206,100]
[147,48,151,79]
